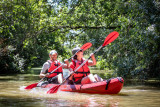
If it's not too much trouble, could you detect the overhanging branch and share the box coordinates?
[50,25,120,32]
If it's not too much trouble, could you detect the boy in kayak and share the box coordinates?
[68,47,103,85]
[39,50,69,86]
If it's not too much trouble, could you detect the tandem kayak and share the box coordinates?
[43,77,124,94]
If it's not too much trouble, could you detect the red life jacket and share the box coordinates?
[72,58,90,82]
[47,60,63,78]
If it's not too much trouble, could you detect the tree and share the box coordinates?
[1,0,159,80]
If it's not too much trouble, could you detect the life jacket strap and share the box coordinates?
[74,71,90,74]
[50,72,62,74]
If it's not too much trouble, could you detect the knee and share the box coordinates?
[58,73,62,77]
[88,73,94,78]
[58,74,63,83]
[93,74,98,78]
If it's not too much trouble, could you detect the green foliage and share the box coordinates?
[0,0,69,74]
[96,56,107,70]
[0,0,160,80]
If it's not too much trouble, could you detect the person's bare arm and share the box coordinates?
[39,73,50,78]
[88,53,96,66]
[39,62,50,78]
[62,59,69,69]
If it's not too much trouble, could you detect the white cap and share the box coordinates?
[72,47,82,55]
[49,50,58,55]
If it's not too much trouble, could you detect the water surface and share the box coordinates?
[0,73,160,107]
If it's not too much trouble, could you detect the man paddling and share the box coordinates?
[38,50,69,87]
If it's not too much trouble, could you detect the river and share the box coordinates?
[0,70,160,107]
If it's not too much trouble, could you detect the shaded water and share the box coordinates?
[0,71,160,107]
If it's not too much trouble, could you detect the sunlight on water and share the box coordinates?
[0,74,160,107]
[122,89,147,92]
[18,85,106,106]
[20,86,91,101]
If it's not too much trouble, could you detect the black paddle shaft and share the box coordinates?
[59,45,103,85]
[74,45,103,72]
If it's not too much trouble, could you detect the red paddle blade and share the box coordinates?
[81,42,92,51]
[25,83,38,89]
[102,31,119,47]
[47,85,60,94]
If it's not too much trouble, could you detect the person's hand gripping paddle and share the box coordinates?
[47,31,119,94]
[24,42,92,89]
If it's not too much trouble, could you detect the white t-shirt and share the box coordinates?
[40,61,51,74]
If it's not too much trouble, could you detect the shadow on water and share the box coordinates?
[0,69,160,107]
[0,74,39,82]
[0,97,43,107]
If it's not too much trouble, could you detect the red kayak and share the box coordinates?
[44,77,124,94]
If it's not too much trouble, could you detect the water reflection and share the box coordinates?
[0,73,160,107]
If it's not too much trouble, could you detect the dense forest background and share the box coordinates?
[0,0,160,80]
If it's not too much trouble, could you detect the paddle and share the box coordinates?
[24,42,92,89]
[47,31,119,94]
